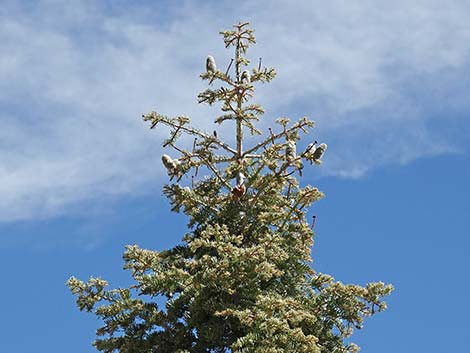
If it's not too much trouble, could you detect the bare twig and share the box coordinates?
[310,215,317,230]
[268,128,275,144]
[225,58,234,76]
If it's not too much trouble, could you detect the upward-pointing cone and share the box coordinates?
[206,55,216,73]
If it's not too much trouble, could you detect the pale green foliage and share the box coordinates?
[68,22,393,353]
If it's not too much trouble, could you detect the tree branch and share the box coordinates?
[143,112,237,155]
[242,119,313,156]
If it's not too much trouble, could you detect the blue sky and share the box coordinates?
[1,1,469,352]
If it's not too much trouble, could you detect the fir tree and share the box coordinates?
[68,22,393,353]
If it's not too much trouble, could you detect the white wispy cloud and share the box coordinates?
[1,0,469,221]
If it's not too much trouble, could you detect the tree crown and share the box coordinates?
[68,22,393,353]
